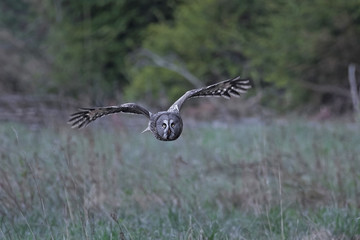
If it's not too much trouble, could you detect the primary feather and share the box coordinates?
[68,103,151,128]
[168,76,251,112]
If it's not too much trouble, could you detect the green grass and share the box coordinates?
[0,119,359,239]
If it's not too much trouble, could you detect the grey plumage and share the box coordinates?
[68,103,150,128]
[68,76,252,141]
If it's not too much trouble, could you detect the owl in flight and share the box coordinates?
[68,76,252,141]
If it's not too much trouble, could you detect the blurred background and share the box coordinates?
[1,0,360,123]
[1,1,360,238]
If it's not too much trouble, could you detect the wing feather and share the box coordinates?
[68,103,151,128]
[168,76,252,112]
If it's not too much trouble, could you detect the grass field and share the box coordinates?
[0,119,359,239]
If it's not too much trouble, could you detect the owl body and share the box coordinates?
[149,111,183,141]
[69,76,252,141]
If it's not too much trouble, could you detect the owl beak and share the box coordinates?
[167,128,171,137]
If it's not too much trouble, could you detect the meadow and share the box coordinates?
[0,118,359,239]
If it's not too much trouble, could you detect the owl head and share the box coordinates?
[150,112,183,141]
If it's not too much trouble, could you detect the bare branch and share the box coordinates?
[298,80,350,98]
[135,49,203,88]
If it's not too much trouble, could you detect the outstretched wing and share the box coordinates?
[168,76,252,112]
[68,103,151,128]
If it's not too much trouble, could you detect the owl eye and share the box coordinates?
[162,123,166,129]
[171,122,175,128]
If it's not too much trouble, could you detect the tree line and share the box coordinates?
[1,0,359,112]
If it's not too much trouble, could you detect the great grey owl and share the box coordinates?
[68,76,252,141]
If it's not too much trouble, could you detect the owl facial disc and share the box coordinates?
[150,112,183,141]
